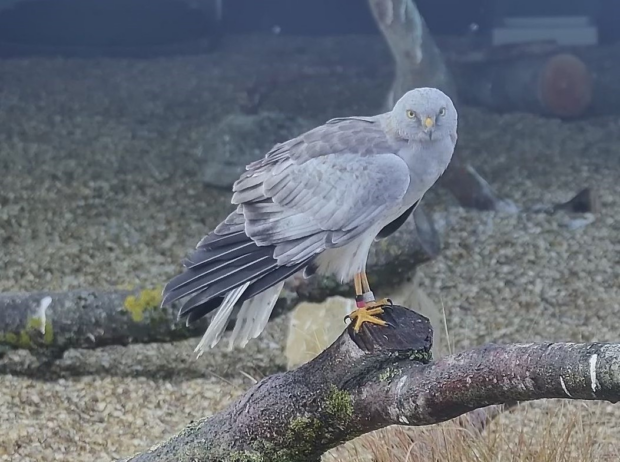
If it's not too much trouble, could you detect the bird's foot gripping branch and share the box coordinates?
[125,305,620,462]
[125,304,434,462]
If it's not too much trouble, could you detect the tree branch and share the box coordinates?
[0,289,202,359]
[124,305,620,462]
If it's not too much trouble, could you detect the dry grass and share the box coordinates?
[325,401,619,462]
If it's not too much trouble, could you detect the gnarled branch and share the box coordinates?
[125,305,620,462]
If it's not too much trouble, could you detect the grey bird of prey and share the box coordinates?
[162,87,458,355]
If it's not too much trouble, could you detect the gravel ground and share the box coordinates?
[0,35,619,461]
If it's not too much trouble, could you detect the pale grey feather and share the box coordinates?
[227,281,284,350]
[194,281,251,355]
[273,233,325,263]
[241,153,411,263]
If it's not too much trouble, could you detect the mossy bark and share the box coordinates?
[125,305,620,461]
[125,305,434,462]
[0,288,205,357]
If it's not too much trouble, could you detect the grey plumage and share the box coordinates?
[162,87,458,355]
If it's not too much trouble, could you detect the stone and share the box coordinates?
[285,296,355,370]
[202,111,315,189]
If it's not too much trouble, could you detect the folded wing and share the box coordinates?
[161,116,411,349]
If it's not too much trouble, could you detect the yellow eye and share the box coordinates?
[406,109,416,119]
[438,107,446,116]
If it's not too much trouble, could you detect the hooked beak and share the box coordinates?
[424,116,435,140]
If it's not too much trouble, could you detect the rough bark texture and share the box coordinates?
[367,0,512,212]
[0,288,203,358]
[0,211,438,355]
[124,304,620,462]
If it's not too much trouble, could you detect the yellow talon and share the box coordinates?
[347,305,388,333]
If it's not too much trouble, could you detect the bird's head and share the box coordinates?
[390,87,457,143]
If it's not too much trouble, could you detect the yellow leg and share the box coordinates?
[360,272,391,308]
[354,273,363,297]
[360,271,371,293]
[346,272,391,333]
